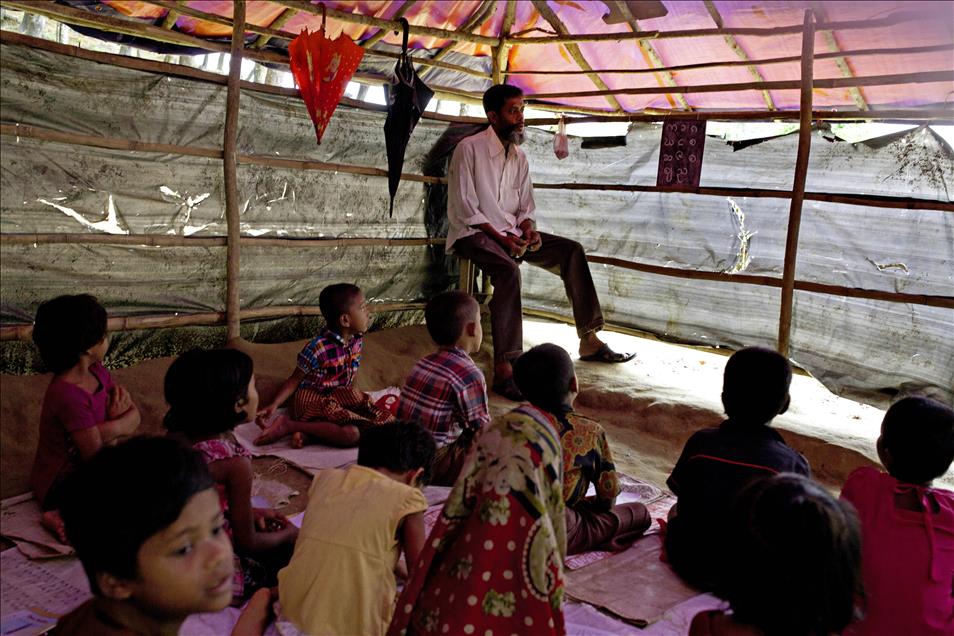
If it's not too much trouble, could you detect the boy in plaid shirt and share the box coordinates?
[398,291,490,485]
[255,283,393,448]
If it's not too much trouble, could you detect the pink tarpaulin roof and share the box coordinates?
[81,1,954,113]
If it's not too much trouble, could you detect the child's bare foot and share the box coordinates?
[291,431,306,449]
[255,415,292,445]
[40,510,68,544]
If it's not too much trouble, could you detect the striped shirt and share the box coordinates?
[397,347,490,445]
[297,328,363,392]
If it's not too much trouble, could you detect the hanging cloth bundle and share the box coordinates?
[289,4,365,145]
[384,18,434,217]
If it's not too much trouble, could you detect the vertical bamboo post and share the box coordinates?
[224,0,246,340]
[778,9,815,357]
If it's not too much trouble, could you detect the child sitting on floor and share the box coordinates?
[690,472,862,636]
[665,346,810,590]
[54,436,235,635]
[397,290,490,486]
[841,396,954,636]
[256,283,393,449]
[30,294,140,543]
[276,421,434,636]
[164,348,298,604]
[513,343,651,555]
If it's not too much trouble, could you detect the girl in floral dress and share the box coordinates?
[388,400,566,636]
[164,348,298,604]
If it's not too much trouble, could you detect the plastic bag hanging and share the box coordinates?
[384,18,434,217]
[288,4,364,145]
[553,114,569,159]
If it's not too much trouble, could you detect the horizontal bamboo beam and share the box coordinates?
[523,109,954,125]
[0,0,286,66]
[140,0,492,79]
[5,123,952,213]
[0,31,491,121]
[274,0,499,47]
[529,70,954,99]
[0,234,444,248]
[4,31,950,124]
[503,43,954,76]
[585,255,954,309]
[511,10,932,44]
[0,302,426,341]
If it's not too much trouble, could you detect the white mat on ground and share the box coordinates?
[233,418,358,474]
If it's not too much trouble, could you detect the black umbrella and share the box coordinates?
[384,18,434,217]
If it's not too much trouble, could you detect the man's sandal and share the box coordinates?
[579,343,636,364]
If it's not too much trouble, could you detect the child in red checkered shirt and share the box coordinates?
[255,283,393,449]
[397,291,490,485]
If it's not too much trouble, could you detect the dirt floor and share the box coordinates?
[4,317,944,506]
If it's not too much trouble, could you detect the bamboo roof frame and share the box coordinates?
[0,2,952,349]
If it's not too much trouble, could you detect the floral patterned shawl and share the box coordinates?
[387,405,567,636]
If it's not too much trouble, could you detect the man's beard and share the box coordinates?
[506,125,526,146]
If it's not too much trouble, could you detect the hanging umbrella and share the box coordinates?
[288,4,364,145]
[384,18,434,216]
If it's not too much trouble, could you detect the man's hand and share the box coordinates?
[522,228,542,252]
[500,234,528,259]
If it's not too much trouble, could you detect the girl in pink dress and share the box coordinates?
[30,295,140,542]
[164,348,298,603]
[841,396,954,636]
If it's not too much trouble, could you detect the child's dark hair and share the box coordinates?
[164,348,253,437]
[319,283,362,330]
[722,346,792,425]
[483,84,523,114]
[425,291,478,346]
[881,396,954,484]
[32,294,108,373]
[722,473,861,636]
[358,421,436,485]
[60,436,215,595]
[513,343,574,411]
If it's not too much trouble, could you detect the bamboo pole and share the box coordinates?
[421,0,496,81]
[5,123,953,213]
[502,44,954,76]
[812,2,868,111]
[527,70,954,99]
[778,10,815,357]
[510,10,931,44]
[360,0,416,48]
[0,302,427,342]
[274,0,499,47]
[252,6,298,49]
[492,1,516,85]
[223,0,245,340]
[4,32,949,123]
[704,0,775,110]
[585,255,953,309]
[0,234,444,248]
[0,32,489,123]
[614,0,691,111]
[531,0,625,113]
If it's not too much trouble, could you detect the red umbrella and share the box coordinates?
[289,4,364,144]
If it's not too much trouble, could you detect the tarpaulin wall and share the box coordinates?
[1,41,952,404]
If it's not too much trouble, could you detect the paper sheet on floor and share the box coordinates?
[1,494,73,560]
[565,475,676,571]
[0,548,90,636]
[565,534,701,628]
[233,418,358,474]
